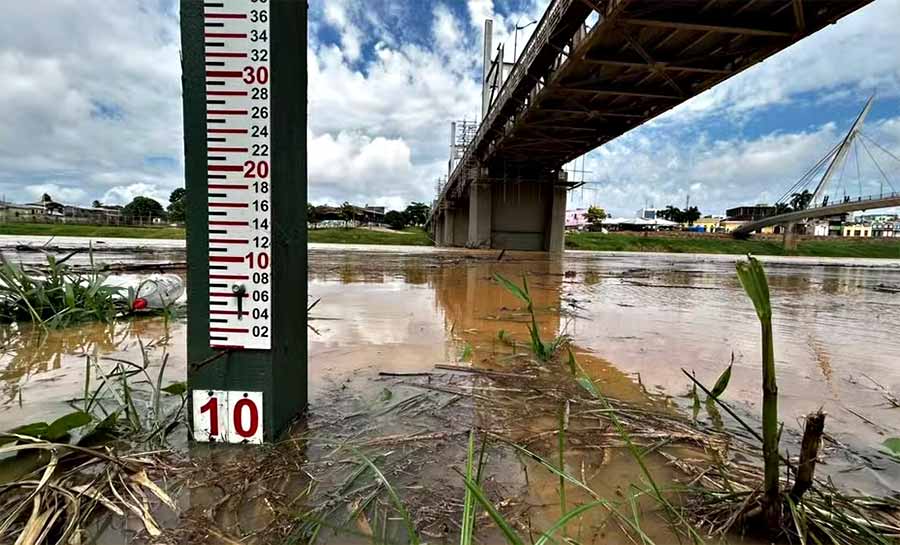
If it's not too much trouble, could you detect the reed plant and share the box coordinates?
[493,273,568,362]
[0,254,127,327]
[735,256,780,529]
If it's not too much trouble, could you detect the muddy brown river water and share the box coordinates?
[2,243,900,543]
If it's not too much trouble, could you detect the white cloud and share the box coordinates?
[101,184,168,207]
[309,131,413,202]
[569,116,900,216]
[25,184,87,204]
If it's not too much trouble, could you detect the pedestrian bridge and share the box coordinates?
[429,0,873,251]
[732,193,900,238]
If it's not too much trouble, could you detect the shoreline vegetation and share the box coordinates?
[1,223,899,258]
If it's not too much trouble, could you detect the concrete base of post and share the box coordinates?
[782,222,799,250]
[467,182,492,248]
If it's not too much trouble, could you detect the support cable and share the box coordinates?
[776,141,841,204]
[858,136,897,195]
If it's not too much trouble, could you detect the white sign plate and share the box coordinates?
[204,0,272,350]
[192,389,264,444]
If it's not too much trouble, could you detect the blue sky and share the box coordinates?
[1,0,899,216]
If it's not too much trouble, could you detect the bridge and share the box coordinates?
[733,96,900,239]
[733,193,900,237]
[428,0,873,251]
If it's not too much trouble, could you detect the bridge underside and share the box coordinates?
[429,0,873,251]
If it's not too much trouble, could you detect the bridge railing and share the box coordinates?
[434,0,573,209]
[809,190,900,209]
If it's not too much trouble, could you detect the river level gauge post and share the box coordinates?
[180,0,307,443]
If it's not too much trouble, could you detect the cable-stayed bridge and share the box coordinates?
[733,96,900,238]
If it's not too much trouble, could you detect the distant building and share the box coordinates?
[808,215,845,237]
[694,216,723,233]
[311,204,386,227]
[565,208,590,230]
[636,208,659,220]
[842,223,872,237]
[725,205,777,222]
[872,220,899,238]
[601,217,678,231]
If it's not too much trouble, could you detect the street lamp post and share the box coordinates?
[513,19,537,64]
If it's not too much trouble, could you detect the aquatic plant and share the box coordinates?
[493,273,568,362]
[0,254,127,327]
[735,255,780,529]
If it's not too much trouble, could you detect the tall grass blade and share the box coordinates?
[353,449,420,545]
[460,430,477,545]
[496,436,599,500]
[459,472,526,545]
[558,400,569,534]
[567,350,704,544]
[533,500,610,545]
[493,273,531,308]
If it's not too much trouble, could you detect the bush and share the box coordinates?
[385,210,408,230]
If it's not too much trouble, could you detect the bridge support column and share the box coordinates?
[783,222,799,251]
[442,207,454,246]
[440,202,468,247]
[433,210,443,245]
[467,182,492,248]
[547,183,567,254]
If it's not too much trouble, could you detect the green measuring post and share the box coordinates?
[180,0,307,443]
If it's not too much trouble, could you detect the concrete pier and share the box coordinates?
[433,172,567,252]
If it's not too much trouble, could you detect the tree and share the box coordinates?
[307,203,321,228]
[790,190,813,211]
[403,202,430,226]
[385,210,408,230]
[92,200,102,208]
[658,205,681,222]
[167,188,186,223]
[339,202,355,227]
[683,206,701,225]
[585,206,607,224]
[123,196,165,222]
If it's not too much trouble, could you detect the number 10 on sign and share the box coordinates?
[192,390,263,444]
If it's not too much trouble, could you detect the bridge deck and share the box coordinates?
[732,193,900,236]
[435,0,873,209]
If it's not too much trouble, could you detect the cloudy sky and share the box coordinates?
[2,0,899,216]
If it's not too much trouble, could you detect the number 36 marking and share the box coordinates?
[192,390,263,444]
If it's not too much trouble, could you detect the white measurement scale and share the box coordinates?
[204,0,271,350]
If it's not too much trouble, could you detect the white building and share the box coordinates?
[565,208,591,230]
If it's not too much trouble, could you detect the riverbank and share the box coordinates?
[309,226,432,245]
[566,231,900,258]
[0,223,185,239]
[4,223,900,259]
[0,224,435,246]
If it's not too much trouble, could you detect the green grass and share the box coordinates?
[309,227,432,246]
[0,223,185,239]
[566,232,900,258]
